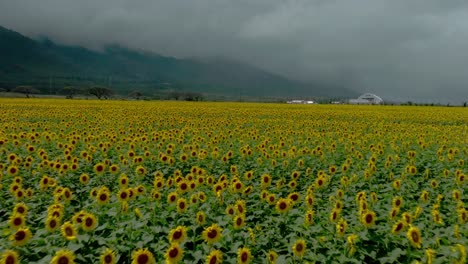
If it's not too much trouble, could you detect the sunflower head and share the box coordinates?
[361,211,376,228]
[206,249,223,264]
[45,216,61,232]
[100,248,116,264]
[176,198,187,213]
[131,248,156,264]
[168,226,187,243]
[165,243,184,264]
[391,220,406,234]
[82,214,98,232]
[237,247,252,264]
[406,226,422,249]
[51,249,76,264]
[10,227,33,246]
[267,250,278,264]
[276,198,292,214]
[233,214,246,229]
[13,203,28,215]
[61,221,77,241]
[202,224,223,244]
[292,239,306,258]
[1,250,19,264]
[8,214,25,229]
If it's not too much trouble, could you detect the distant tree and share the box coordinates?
[463,101,467,107]
[88,86,113,99]
[167,90,182,100]
[184,92,204,101]
[62,86,81,99]
[128,91,143,100]
[13,85,40,98]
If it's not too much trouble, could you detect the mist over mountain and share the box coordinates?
[0,26,355,99]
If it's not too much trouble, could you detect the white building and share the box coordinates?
[287,100,315,104]
[349,93,384,105]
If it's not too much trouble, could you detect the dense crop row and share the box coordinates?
[0,99,466,263]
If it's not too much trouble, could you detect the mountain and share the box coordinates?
[0,26,356,99]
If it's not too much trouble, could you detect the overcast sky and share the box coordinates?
[1,0,468,103]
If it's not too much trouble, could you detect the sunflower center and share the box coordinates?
[209,256,217,264]
[13,217,22,226]
[279,202,287,210]
[85,218,93,227]
[296,243,304,252]
[65,227,73,236]
[104,255,113,263]
[411,231,419,243]
[179,202,185,209]
[396,223,402,232]
[365,214,373,223]
[17,207,25,214]
[15,230,26,240]
[137,254,149,264]
[236,218,242,225]
[173,230,182,240]
[50,219,57,228]
[58,256,69,264]
[99,194,107,201]
[121,192,127,199]
[207,229,218,239]
[5,255,15,264]
[241,252,248,262]
[169,248,179,258]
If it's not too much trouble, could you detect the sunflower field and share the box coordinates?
[0,98,466,264]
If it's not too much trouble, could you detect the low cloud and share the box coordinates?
[1,0,468,103]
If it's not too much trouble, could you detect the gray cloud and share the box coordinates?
[1,0,468,103]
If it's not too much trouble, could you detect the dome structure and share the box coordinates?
[349,93,384,105]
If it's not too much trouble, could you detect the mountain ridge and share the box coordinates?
[0,25,356,99]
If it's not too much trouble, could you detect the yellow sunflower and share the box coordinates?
[196,211,206,226]
[237,247,252,264]
[96,188,110,205]
[275,198,292,214]
[406,225,422,248]
[93,163,106,174]
[13,202,28,215]
[202,224,223,244]
[361,210,376,228]
[51,249,76,264]
[168,226,188,244]
[131,248,156,264]
[205,249,223,264]
[292,239,306,258]
[392,196,403,208]
[79,173,90,184]
[8,214,25,230]
[45,216,61,232]
[176,198,188,213]
[10,227,32,246]
[267,250,278,264]
[82,213,98,232]
[233,214,246,229]
[165,243,184,264]
[391,220,406,234]
[61,221,77,240]
[100,248,116,264]
[167,192,178,204]
[1,250,19,264]
[336,218,347,237]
